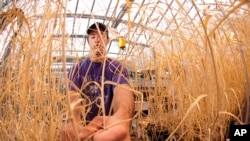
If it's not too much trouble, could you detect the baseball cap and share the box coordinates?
[87,22,109,37]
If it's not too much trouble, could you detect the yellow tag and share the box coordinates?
[119,37,126,49]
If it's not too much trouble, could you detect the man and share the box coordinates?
[60,22,134,141]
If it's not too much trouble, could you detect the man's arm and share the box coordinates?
[60,92,103,141]
[112,84,135,121]
[92,84,134,141]
[68,91,83,121]
[78,83,134,141]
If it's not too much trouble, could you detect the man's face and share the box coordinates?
[87,31,109,61]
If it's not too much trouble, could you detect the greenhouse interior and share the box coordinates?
[1,0,250,141]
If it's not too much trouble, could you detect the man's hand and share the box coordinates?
[60,116,131,141]
[90,84,134,141]
[60,116,103,141]
[93,116,131,141]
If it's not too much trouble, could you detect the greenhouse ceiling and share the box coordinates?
[0,0,249,60]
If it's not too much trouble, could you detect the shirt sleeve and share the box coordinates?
[110,61,130,85]
[67,63,83,91]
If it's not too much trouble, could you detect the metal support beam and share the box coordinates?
[111,0,135,28]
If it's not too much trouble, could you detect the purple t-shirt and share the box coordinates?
[67,57,129,122]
